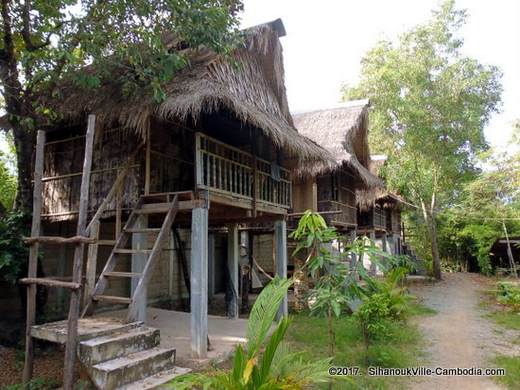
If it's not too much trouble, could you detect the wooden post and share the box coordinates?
[369,231,377,276]
[349,229,357,269]
[22,130,46,385]
[84,220,100,308]
[208,234,216,303]
[502,221,518,278]
[115,178,122,236]
[275,220,288,320]
[190,199,209,358]
[195,133,203,187]
[63,114,95,390]
[227,224,239,319]
[144,125,151,195]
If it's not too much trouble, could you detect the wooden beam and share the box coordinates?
[24,235,96,245]
[20,278,81,290]
[63,114,95,390]
[23,130,46,386]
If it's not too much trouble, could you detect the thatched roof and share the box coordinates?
[291,100,382,187]
[356,155,404,211]
[40,19,334,174]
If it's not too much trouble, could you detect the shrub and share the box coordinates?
[495,282,520,312]
[0,211,31,284]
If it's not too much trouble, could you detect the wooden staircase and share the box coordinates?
[21,117,194,389]
[82,193,181,322]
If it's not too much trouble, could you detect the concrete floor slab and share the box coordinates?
[104,307,247,368]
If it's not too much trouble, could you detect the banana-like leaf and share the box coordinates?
[246,276,293,358]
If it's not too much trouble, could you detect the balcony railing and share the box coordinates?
[195,133,292,210]
[374,206,387,229]
[318,200,357,227]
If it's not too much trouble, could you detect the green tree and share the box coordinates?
[0,131,16,212]
[437,124,520,274]
[343,0,502,279]
[0,0,242,212]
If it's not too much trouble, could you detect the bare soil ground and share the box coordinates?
[409,272,519,390]
[0,345,64,388]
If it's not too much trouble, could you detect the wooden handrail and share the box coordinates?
[19,278,81,290]
[24,236,96,245]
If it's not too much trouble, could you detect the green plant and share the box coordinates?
[290,211,351,361]
[2,378,59,390]
[0,211,31,284]
[495,282,520,312]
[170,276,334,389]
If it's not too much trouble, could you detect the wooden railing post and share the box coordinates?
[63,114,95,390]
[83,220,100,309]
[23,130,46,386]
[195,133,203,187]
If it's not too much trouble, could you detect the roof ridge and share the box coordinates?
[291,99,369,116]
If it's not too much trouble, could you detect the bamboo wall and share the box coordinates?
[42,127,142,220]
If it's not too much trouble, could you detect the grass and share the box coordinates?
[481,289,520,331]
[285,304,434,390]
[492,355,520,389]
[488,311,520,330]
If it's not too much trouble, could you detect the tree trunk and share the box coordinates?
[420,199,442,280]
[12,125,36,213]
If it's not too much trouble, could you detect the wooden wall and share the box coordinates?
[42,127,142,220]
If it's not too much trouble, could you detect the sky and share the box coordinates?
[1,0,517,154]
[240,0,520,149]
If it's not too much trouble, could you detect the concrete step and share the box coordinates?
[30,318,142,344]
[117,367,192,390]
[79,326,160,366]
[90,347,176,390]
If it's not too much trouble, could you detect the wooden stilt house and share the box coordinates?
[21,19,333,389]
[356,155,404,257]
[291,100,382,242]
[248,100,382,282]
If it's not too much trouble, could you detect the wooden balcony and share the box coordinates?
[373,206,386,230]
[318,200,357,228]
[195,133,292,214]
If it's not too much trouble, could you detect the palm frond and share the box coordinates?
[246,276,293,357]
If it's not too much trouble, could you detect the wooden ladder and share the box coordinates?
[82,193,180,322]
[22,115,97,390]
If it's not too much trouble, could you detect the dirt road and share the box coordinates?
[410,273,516,390]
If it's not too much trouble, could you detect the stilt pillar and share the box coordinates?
[190,203,209,358]
[275,220,288,319]
[227,224,239,319]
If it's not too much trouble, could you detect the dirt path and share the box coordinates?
[410,273,515,390]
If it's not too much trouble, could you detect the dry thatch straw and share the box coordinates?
[292,100,383,186]
[356,155,404,211]
[39,19,334,175]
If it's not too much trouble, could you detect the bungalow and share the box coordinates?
[21,19,333,389]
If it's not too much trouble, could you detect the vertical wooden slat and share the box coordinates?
[144,125,151,195]
[115,179,122,236]
[22,130,46,385]
[63,114,95,390]
[195,133,203,186]
[212,155,216,188]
